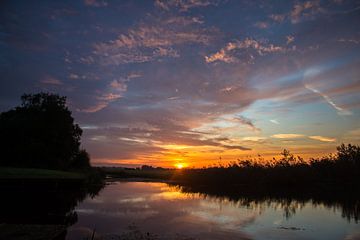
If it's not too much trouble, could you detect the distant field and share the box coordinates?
[103,167,177,180]
[0,167,85,179]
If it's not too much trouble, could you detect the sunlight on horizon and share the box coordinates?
[174,163,187,169]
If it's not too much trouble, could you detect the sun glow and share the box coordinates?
[174,163,186,169]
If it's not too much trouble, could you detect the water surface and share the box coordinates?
[65,181,359,240]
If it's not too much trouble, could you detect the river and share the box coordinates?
[65,180,360,240]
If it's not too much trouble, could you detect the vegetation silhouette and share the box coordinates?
[159,144,359,190]
[0,179,104,239]
[0,93,90,170]
[0,92,105,238]
[104,144,360,222]
[169,144,360,222]
[104,144,360,192]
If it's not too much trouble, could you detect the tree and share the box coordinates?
[337,144,360,165]
[0,92,90,170]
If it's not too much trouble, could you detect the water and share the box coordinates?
[66,181,360,240]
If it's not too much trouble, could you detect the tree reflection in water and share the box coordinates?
[173,184,360,223]
[0,179,104,240]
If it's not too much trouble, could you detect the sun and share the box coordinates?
[174,163,186,169]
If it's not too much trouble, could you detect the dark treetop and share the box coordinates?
[0,93,90,170]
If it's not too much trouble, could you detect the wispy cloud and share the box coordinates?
[309,135,336,142]
[269,0,323,24]
[270,119,280,125]
[286,35,295,44]
[84,0,107,7]
[272,134,304,139]
[269,14,286,23]
[81,73,138,113]
[290,0,322,23]
[305,84,352,115]
[235,116,260,132]
[155,0,219,12]
[40,75,63,85]
[205,38,287,64]
[94,17,215,65]
[242,136,267,142]
[81,102,108,113]
[337,38,360,44]
[254,21,269,29]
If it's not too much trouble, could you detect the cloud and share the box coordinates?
[235,116,260,132]
[242,136,267,142]
[109,80,127,92]
[82,120,251,161]
[84,0,107,7]
[155,0,219,12]
[254,21,269,29]
[272,134,305,139]
[269,1,323,24]
[305,84,352,115]
[81,102,109,113]
[40,75,63,85]
[269,14,286,23]
[69,73,80,80]
[205,38,287,64]
[80,76,130,113]
[309,135,336,142]
[270,119,280,124]
[337,38,360,44]
[3,0,359,167]
[290,0,322,23]
[286,35,295,44]
[222,145,251,151]
[204,48,236,63]
[165,15,205,25]
[94,17,215,65]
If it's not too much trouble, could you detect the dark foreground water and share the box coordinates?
[65,181,360,240]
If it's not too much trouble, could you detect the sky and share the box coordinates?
[1,0,360,168]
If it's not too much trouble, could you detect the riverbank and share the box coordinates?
[0,167,85,179]
[0,167,105,185]
[0,167,105,240]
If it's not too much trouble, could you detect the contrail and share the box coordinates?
[304,84,352,115]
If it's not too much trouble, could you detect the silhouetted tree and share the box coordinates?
[0,92,90,170]
[337,144,360,165]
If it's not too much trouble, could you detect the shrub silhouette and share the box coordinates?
[0,92,90,170]
[162,144,360,191]
[337,143,360,165]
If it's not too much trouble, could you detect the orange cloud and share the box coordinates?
[309,135,336,142]
[272,134,305,139]
[205,38,287,64]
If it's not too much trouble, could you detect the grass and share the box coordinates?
[0,224,66,240]
[0,167,85,180]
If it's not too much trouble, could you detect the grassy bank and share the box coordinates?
[0,167,105,187]
[0,167,85,179]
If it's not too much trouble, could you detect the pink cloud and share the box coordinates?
[40,75,63,85]
[205,38,287,64]
[94,19,215,65]
[84,0,107,7]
